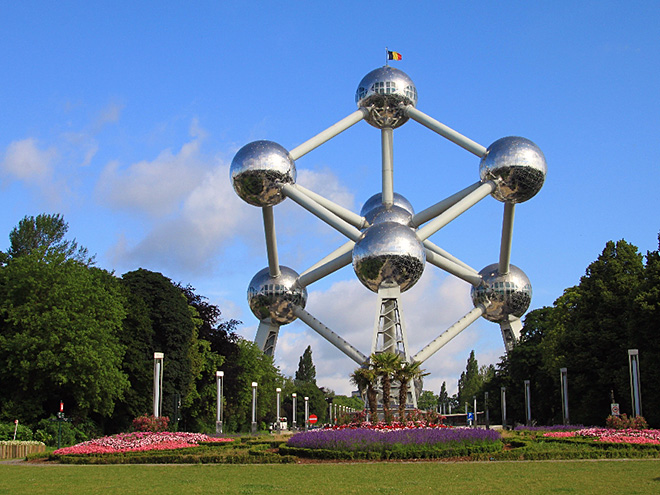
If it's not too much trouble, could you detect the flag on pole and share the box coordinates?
[387,50,402,61]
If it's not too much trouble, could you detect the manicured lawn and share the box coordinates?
[2,460,659,494]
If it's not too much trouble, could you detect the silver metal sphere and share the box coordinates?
[352,222,426,293]
[247,266,307,325]
[356,66,418,129]
[471,264,532,323]
[230,140,296,207]
[479,136,546,203]
[360,193,414,226]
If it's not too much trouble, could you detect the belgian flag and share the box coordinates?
[387,50,402,61]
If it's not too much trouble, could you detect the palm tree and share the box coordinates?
[393,360,428,422]
[350,367,378,420]
[370,352,402,423]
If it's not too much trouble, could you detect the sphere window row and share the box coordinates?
[356,82,418,106]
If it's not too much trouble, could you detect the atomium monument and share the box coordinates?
[231,65,546,407]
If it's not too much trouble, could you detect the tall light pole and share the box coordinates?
[304,396,309,431]
[292,393,297,429]
[501,386,507,428]
[251,382,258,434]
[524,380,532,426]
[473,395,477,428]
[153,352,164,418]
[216,371,224,433]
[560,368,569,425]
[628,349,642,418]
[276,387,281,431]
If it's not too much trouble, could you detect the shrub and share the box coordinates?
[0,422,33,441]
[131,415,170,432]
[34,417,89,447]
[606,414,648,430]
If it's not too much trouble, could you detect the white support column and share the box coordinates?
[281,184,363,242]
[294,184,368,229]
[425,249,483,286]
[415,181,496,241]
[411,181,483,228]
[381,128,394,207]
[293,306,368,365]
[498,202,515,275]
[499,316,523,352]
[255,320,280,356]
[262,206,280,278]
[289,108,368,160]
[413,304,487,364]
[404,106,488,157]
[371,286,409,359]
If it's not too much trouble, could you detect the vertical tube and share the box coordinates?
[381,128,394,207]
[304,397,309,431]
[262,206,280,278]
[485,392,490,429]
[473,396,477,428]
[499,202,515,274]
[216,371,224,433]
[153,352,164,418]
[276,388,281,431]
[292,393,297,429]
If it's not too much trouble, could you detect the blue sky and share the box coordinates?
[2,2,659,397]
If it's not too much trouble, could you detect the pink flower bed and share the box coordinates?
[543,427,660,445]
[54,432,233,455]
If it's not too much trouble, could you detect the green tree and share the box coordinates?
[5,213,93,264]
[457,350,482,411]
[370,352,402,422]
[295,345,316,384]
[393,360,427,420]
[351,367,378,419]
[0,253,128,425]
[417,390,438,411]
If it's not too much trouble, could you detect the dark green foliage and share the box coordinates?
[295,345,316,384]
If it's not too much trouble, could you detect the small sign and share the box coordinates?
[467,412,474,421]
[611,403,620,416]
[308,414,318,424]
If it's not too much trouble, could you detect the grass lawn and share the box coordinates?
[2,460,660,494]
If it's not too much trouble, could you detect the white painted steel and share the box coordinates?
[289,108,368,161]
[422,240,479,274]
[297,250,353,288]
[425,249,483,286]
[293,184,368,229]
[411,182,483,228]
[498,202,515,274]
[381,128,394,207]
[262,206,280,278]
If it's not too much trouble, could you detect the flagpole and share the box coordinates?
[385,47,389,66]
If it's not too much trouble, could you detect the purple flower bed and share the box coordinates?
[287,427,500,452]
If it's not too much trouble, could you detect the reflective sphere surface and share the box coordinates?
[352,222,425,293]
[356,67,418,129]
[360,193,414,226]
[479,136,546,203]
[248,266,307,325]
[231,140,296,207]
[471,263,532,322]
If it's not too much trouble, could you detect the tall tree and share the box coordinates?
[5,213,93,264]
[295,345,316,384]
[351,367,378,419]
[457,350,482,411]
[370,352,402,422]
[394,360,427,421]
[0,253,127,425]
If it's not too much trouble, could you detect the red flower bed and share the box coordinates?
[54,432,233,455]
[543,427,660,445]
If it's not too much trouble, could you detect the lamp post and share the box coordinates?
[216,371,224,433]
[153,352,164,418]
[484,391,490,429]
[560,368,569,425]
[524,380,532,426]
[251,382,258,434]
[628,349,642,418]
[501,387,507,428]
[276,388,281,431]
[292,393,297,429]
[304,396,309,430]
[473,396,477,428]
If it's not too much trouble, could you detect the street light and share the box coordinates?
[216,371,224,433]
[501,387,507,428]
[628,349,642,418]
[276,388,281,432]
[292,393,297,429]
[560,368,569,425]
[153,352,164,418]
[304,396,309,430]
[524,380,532,426]
[251,382,258,434]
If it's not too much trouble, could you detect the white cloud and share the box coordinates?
[1,138,56,182]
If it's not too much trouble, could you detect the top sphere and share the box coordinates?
[479,136,547,203]
[230,140,296,207]
[356,66,418,129]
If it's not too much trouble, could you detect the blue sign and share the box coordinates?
[467,412,474,421]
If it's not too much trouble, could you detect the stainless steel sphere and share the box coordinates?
[247,266,307,325]
[360,193,414,226]
[356,66,418,129]
[230,140,296,207]
[471,263,532,323]
[352,222,426,293]
[479,136,546,203]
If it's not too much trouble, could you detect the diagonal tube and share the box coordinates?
[412,304,488,364]
[404,106,488,157]
[294,184,367,229]
[281,184,363,242]
[415,181,496,241]
[293,306,368,365]
[425,249,482,286]
[298,250,353,288]
[423,240,479,274]
[411,181,483,228]
[289,108,368,161]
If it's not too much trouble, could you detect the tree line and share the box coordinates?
[0,214,348,438]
